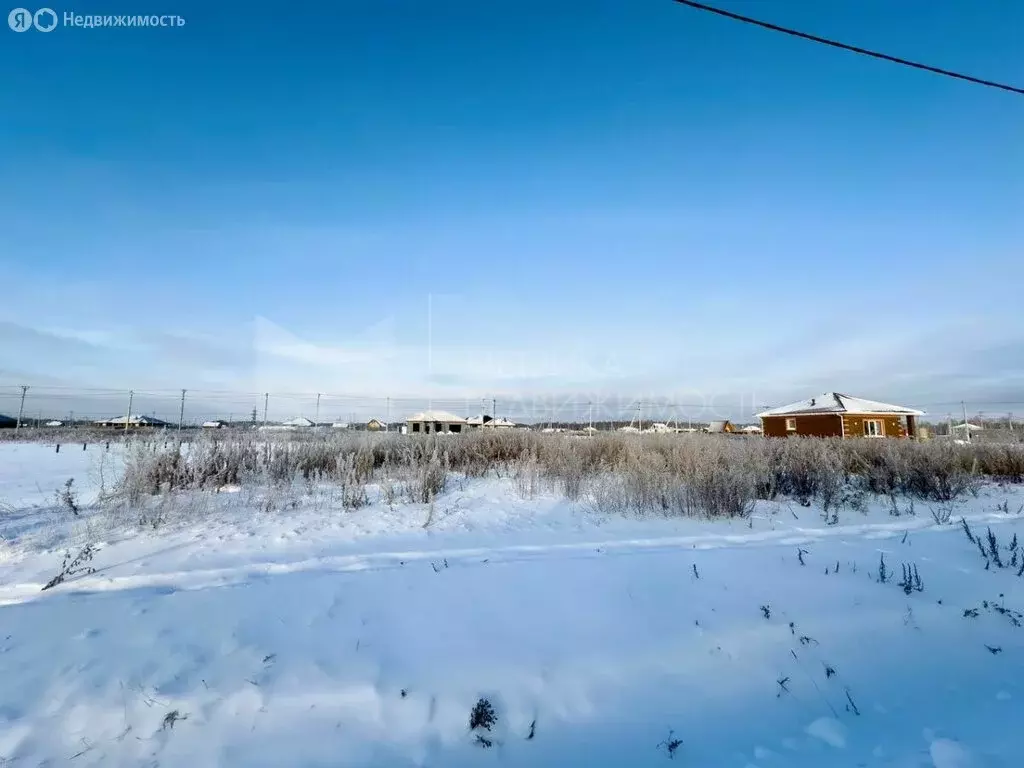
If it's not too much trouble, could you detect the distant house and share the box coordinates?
[331,422,350,430]
[281,416,316,428]
[951,422,983,435]
[0,414,16,429]
[647,422,675,434]
[468,415,517,429]
[757,393,923,439]
[366,418,388,432]
[705,420,737,434]
[485,417,517,429]
[740,424,763,434]
[406,410,467,435]
[617,425,640,434]
[202,420,229,429]
[45,420,65,428]
[94,415,170,428]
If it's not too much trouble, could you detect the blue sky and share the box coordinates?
[1,0,1022,420]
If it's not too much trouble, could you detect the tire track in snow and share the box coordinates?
[2,509,1019,606]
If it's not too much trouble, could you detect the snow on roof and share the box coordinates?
[466,414,491,425]
[407,410,467,423]
[281,417,316,427]
[757,393,924,418]
[951,422,983,432]
[485,417,516,427]
[94,415,170,426]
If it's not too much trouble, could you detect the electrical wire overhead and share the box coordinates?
[671,0,1024,96]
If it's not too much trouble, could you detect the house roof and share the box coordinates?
[466,414,493,425]
[281,416,316,427]
[757,393,924,418]
[706,420,733,432]
[94,415,170,426]
[407,410,467,423]
[485,417,516,427]
[952,422,983,432]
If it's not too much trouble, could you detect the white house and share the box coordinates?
[281,416,316,428]
[94,415,170,428]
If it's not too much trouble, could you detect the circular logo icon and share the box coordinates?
[33,7,56,31]
[8,7,33,31]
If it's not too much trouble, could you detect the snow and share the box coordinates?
[407,410,467,423]
[757,393,925,418]
[2,442,1024,766]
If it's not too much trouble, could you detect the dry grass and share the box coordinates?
[103,431,1024,521]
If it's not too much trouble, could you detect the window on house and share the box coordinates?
[785,418,796,431]
[411,422,420,433]
[864,419,884,437]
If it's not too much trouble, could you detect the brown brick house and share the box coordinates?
[757,393,923,439]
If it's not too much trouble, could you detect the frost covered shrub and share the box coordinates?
[111,428,1021,522]
[405,448,448,503]
[774,438,845,506]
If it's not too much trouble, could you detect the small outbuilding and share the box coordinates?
[366,418,388,432]
[757,393,923,439]
[705,420,737,434]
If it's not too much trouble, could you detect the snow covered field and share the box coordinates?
[2,441,1024,767]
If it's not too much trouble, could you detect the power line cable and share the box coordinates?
[671,0,1024,96]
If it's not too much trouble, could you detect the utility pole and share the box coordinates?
[637,402,643,434]
[947,413,953,439]
[315,393,321,426]
[263,393,269,427]
[15,385,27,431]
[178,389,186,433]
[588,401,593,436]
[961,400,970,442]
[492,398,496,420]
[125,390,134,433]
[386,397,390,431]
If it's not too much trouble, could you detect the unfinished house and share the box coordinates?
[406,410,467,435]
